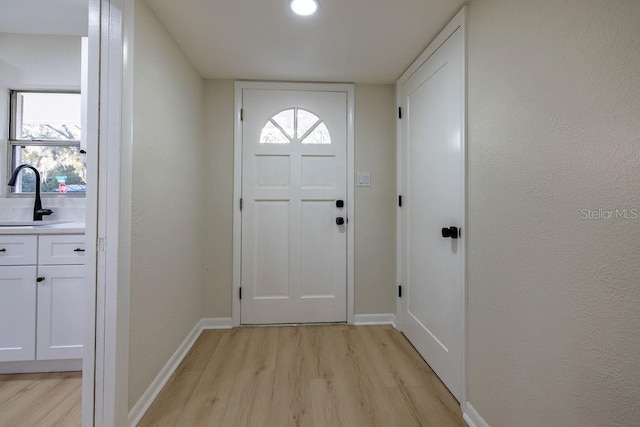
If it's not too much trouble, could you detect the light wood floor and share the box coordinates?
[140,325,464,427]
[0,371,81,427]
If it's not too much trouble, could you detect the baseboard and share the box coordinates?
[127,318,232,426]
[0,359,82,374]
[463,402,490,427]
[199,317,233,330]
[354,313,398,328]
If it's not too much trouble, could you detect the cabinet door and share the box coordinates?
[0,266,37,362]
[36,265,84,360]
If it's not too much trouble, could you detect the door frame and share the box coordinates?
[82,0,100,425]
[88,0,134,425]
[395,6,467,410]
[233,81,355,326]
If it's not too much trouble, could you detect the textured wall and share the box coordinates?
[202,80,234,318]
[128,0,205,409]
[467,0,640,425]
[354,84,396,314]
[202,82,397,317]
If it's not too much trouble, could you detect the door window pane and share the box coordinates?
[259,107,331,145]
[296,109,321,139]
[301,122,331,145]
[260,121,291,144]
[271,109,295,139]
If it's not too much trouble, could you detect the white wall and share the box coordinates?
[202,80,234,317]
[467,0,640,425]
[354,84,396,314]
[0,33,84,220]
[202,81,397,317]
[128,0,205,409]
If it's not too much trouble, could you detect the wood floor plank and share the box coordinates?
[138,329,225,426]
[161,330,239,426]
[0,326,463,427]
[267,326,311,427]
[0,371,81,427]
[310,378,355,427]
[344,326,410,427]
[45,379,83,427]
[140,325,465,427]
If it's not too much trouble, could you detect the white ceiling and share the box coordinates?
[0,0,88,36]
[145,0,465,84]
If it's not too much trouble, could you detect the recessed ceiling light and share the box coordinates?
[290,0,319,16]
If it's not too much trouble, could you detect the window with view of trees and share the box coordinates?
[8,91,85,195]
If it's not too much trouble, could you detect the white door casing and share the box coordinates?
[398,15,466,403]
[240,88,348,324]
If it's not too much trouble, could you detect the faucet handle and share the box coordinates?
[36,209,54,216]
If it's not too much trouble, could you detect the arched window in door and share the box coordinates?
[259,108,331,145]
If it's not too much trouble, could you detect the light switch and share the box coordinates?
[357,173,371,187]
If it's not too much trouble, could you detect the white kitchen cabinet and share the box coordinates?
[0,235,38,266]
[36,265,85,360]
[0,233,85,366]
[0,266,37,362]
[38,234,86,265]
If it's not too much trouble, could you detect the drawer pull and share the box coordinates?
[74,248,85,252]
[0,248,6,253]
[37,277,45,283]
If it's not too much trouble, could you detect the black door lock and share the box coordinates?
[441,226,459,239]
[336,200,344,208]
[336,217,345,226]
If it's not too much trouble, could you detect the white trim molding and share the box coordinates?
[354,313,398,328]
[463,402,490,427]
[95,0,134,425]
[200,317,233,330]
[127,322,201,427]
[0,359,82,374]
[127,318,232,427]
[232,81,356,327]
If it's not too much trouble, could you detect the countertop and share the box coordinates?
[0,222,85,235]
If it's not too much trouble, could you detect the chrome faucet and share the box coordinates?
[8,165,54,221]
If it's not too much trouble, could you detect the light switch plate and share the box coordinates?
[357,173,371,187]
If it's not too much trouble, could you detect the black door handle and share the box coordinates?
[442,226,459,239]
[336,217,345,226]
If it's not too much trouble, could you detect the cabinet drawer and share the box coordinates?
[38,235,86,265]
[0,235,38,266]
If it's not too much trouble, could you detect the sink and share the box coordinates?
[0,220,71,227]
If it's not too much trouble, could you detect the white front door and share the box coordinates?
[240,88,348,324]
[400,26,465,401]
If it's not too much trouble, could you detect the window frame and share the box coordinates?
[7,89,85,197]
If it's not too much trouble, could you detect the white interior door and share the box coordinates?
[241,89,347,324]
[400,26,465,401]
